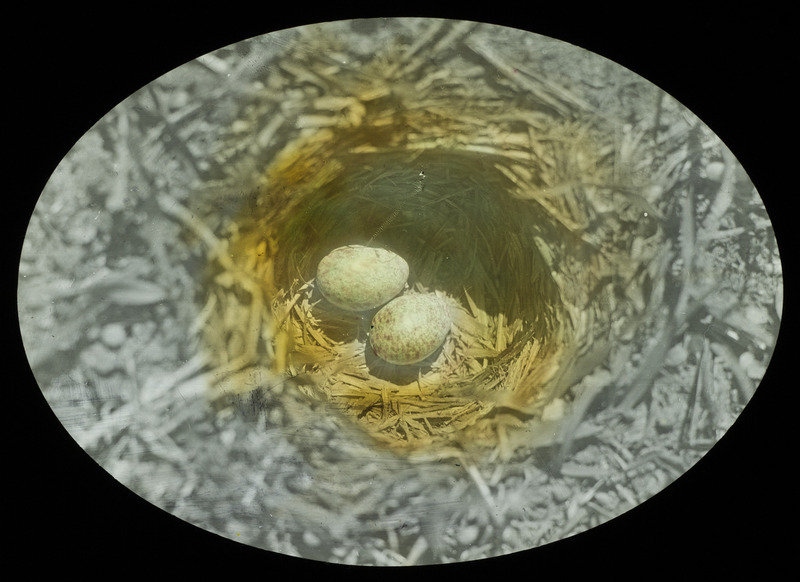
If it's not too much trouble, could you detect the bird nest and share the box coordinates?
[18,18,781,565]
[193,20,666,456]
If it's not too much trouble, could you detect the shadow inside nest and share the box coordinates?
[305,298,366,344]
[362,337,445,384]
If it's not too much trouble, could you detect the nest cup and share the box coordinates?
[204,20,663,454]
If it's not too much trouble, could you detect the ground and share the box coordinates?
[12,11,790,573]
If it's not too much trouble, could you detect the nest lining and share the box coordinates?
[206,132,629,452]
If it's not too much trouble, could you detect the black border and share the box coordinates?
[10,6,793,577]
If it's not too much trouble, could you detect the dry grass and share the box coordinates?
[20,18,782,565]
[196,22,666,457]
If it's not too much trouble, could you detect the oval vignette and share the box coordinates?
[12,12,789,574]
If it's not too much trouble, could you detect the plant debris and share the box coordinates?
[19,19,782,565]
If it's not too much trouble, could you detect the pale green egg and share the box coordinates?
[370,293,451,365]
[316,245,409,311]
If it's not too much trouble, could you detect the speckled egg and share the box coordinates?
[316,245,409,312]
[370,293,451,365]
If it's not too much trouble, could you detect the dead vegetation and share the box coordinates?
[18,19,782,565]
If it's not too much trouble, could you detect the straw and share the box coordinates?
[193,20,679,459]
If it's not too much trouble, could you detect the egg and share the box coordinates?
[316,245,409,311]
[370,293,451,365]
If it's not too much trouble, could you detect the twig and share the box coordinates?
[146,85,204,177]
[702,148,737,233]
[107,106,131,212]
[710,341,755,401]
[387,20,446,78]
[465,37,574,117]
[156,193,224,256]
[679,338,707,446]
[463,462,503,526]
